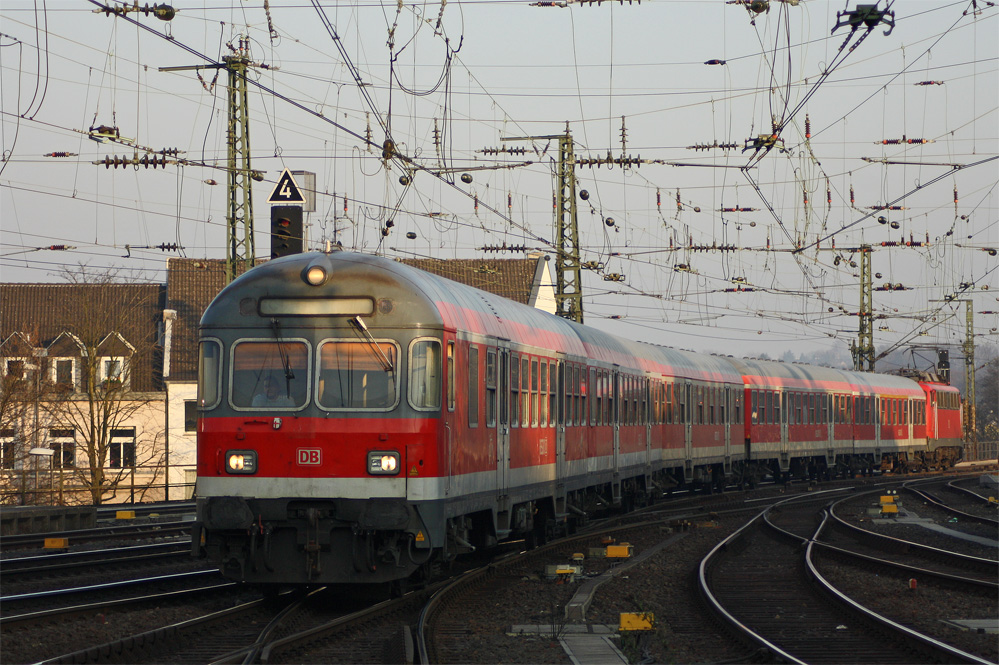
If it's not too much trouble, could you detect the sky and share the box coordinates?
[1,0,997,368]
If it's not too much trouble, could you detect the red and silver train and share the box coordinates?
[191,250,963,586]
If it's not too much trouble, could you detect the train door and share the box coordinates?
[779,390,790,471]
[683,380,693,481]
[497,346,510,499]
[555,359,566,492]
[874,395,882,451]
[612,369,621,478]
[723,386,732,473]
[444,339,456,495]
[645,376,652,470]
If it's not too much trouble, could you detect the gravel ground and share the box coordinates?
[0,587,262,664]
[4,480,994,664]
[439,490,997,665]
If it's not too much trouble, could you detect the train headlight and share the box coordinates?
[367,450,400,475]
[303,255,331,286]
[225,449,257,474]
[305,265,327,286]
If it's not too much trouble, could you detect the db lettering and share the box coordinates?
[297,448,321,465]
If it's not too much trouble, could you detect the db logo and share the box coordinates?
[297,448,322,465]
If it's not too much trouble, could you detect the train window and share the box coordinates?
[622,377,630,425]
[408,339,441,411]
[540,360,548,427]
[317,340,398,410]
[521,357,530,428]
[447,342,455,413]
[532,359,540,428]
[579,366,587,426]
[486,350,497,428]
[774,391,782,425]
[566,365,574,426]
[734,390,741,425]
[562,365,576,425]
[632,377,639,425]
[611,373,619,425]
[549,362,557,428]
[751,390,758,425]
[499,351,509,427]
[231,340,310,410]
[510,354,519,428]
[763,391,771,425]
[590,367,604,425]
[198,340,222,410]
[468,346,479,428]
[720,388,727,425]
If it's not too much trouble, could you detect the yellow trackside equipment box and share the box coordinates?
[879,495,895,504]
[619,613,654,631]
[572,553,585,563]
[880,503,899,516]
[606,543,633,558]
[44,538,69,549]
[116,510,136,520]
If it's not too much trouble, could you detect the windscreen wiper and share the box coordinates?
[350,316,395,372]
[270,318,295,396]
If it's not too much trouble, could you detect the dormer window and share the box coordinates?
[50,358,76,391]
[3,358,28,379]
[100,356,129,390]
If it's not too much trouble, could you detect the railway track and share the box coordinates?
[1,570,226,622]
[0,520,192,552]
[699,493,994,665]
[1,540,191,581]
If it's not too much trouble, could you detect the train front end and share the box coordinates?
[191,252,445,586]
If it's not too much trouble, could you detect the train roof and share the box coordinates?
[728,356,923,395]
[207,252,747,383]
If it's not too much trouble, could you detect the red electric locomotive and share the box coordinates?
[191,250,961,588]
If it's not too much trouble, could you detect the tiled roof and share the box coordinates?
[398,257,541,305]
[0,283,165,392]
[165,259,229,382]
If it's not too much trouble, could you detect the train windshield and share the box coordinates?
[231,340,310,409]
[317,341,399,410]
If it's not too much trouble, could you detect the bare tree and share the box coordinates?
[36,266,166,505]
[0,332,45,505]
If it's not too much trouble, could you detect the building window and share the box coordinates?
[110,427,136,468]
[1,429,20,469]
[49,428,76,468]
[184,400,198,432]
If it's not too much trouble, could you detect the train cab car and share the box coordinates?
[919,381,963,467]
